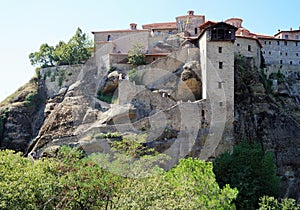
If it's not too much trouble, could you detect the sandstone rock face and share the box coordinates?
[98,71,120,95]
[234,57,300,201]
[0,78,46,153]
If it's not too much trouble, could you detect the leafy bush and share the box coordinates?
[113,158,238,209]
[258,196,300,210]
[127,44,146,66]
[213,141,280,209]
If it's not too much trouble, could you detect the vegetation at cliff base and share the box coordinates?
[29,28,93,68]
[213,141,280,210]
[0,136,238,209]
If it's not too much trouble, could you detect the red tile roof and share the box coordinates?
[142,22,176,30]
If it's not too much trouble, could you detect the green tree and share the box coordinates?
[113,158,238,209]
[29,28,93,68]
[29,43,55,68]
[258,196,300,210]
[213,141,280,209]
[127,44,146,66]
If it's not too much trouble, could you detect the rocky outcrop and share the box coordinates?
[0,78,46,153]
[234,56,300,201]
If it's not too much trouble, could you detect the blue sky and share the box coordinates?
[0,0,299,101]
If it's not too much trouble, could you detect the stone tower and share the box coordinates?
[199,22,237,158]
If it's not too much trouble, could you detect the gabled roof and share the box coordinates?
[199,21,217,30]
[142,22,176,30]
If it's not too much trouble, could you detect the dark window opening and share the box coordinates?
[285,35,289,39]
[296,42,298,46]
[290,61,293,65]
[107,35,111,41]
[286,52,288,56]
[219,102,223,107]
[296,53,299,57]
[264,41,267,44]
[284,41,287,46]
[280,60,283,64]
[218,47,222,53]
[219,62,223,69]
[237,43,240,46]
[218,82,222,89]
[153,57,156,61]
[194,28,198,35]
[248,45,251,51]
[280,52,282,55]
[269,51,271,55]
[211,28,234,41]
[277,41,280,45]
[202,110,205,117]
[269,41,271,45]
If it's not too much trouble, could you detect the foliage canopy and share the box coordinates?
[213,141,280,209]
[29,28,93,68]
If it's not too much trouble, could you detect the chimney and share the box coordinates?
[187,10,194,16]
[130,23,137,30]
[290,27,293,31]
[278,29,281,32]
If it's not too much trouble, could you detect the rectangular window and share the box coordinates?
[284,41,287,46]
[290,61,293,65]
[285,35,289,39]
[277,41,280,45]
[269,41,272,45]
[248,45,251,51]
[280,52,282,55]
[219,62,223,69]
[269,51,272,55]
[280,60,283,64]
[296,42,298,46]
[296,53,299,57]
[157,31,161,35]
[218,47,222,53]
[219,102,223,107]
[286,52,288,56]
[296,34,299,39]
[218,82,222,89]
[264,41,267,44]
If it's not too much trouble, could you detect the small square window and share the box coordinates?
[219,62,223,69]
[218,47,222,53]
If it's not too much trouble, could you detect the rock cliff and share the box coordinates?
[0,51,299,200]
